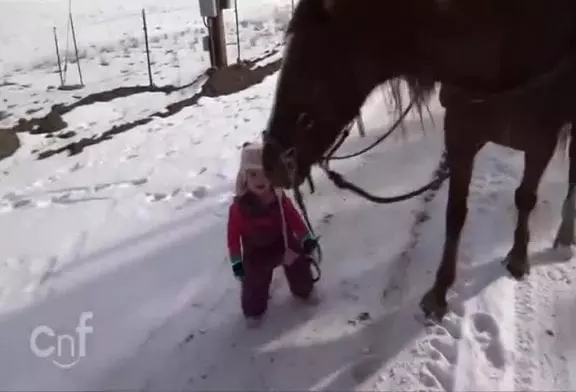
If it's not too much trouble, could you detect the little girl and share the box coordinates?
[227,142,319,325]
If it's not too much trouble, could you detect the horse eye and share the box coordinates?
[283,147,295,159]
[297,113,314,129]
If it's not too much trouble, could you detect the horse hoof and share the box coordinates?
[553,227,575,248]
[419,290,447,323]
[504,256,530,280]
[553,234,570,250]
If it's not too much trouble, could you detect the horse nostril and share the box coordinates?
[297,113,314,130]
[284,159,296,175]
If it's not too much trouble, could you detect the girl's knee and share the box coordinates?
[285,258,314,298]
[241,283,270,318]
[241,289,268,317]
[242,302,267,318]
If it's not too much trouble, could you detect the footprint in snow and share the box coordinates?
[420,326,459,391]
[546,266,572,285]
[31,257,57,286]
[0,194,33,212]
[350,355,381,384]
[131,178,148,186]
[146,188,181,203]
[116,178,146,189]
[121,154,139,161]
[156,150,177,159]
[429,337,458,364]
[470,312,507,370]
[12,199,32,209]
[147,124,163,133]
[69,162,83,172]
[347,311,371,326]
[418,296,466,391]
[420,359,454,391]
[185,186,208,200]
[321,213,334,225]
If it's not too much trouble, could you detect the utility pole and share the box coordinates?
[200,0,228,69]
[212,0,227,68]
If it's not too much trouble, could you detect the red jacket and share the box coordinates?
[227,191,310,264]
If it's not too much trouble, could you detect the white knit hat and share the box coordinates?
[234,142,289,256]
[234,142,264,196]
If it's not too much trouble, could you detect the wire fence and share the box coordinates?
[42,0,294,91]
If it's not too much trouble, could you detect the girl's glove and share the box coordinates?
[302,236,319,255]
[231,260,244,280]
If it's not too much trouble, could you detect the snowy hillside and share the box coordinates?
[0,0,575,391]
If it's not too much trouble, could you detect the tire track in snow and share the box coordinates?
[537,261,574,390]
[464,152,570,391]
[0,177,149,213]
[381,151,448,307]
[451,157,512,390]
[516,263,573,391]
[374,151,469,391]
[373,149,466,392]
[445,150,576,392]
[514,275,537,390]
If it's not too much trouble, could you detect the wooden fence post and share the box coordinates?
[69,12,84,86]
[234,0,241,63]
[53,27,64,87]
[142,8,154,87]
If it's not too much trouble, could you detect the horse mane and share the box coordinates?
[381,76,437,134]
[286,0,332,34]
[287,0,437,133]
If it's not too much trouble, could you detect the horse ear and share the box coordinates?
[322,0,335,12]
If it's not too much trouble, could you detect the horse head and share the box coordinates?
[261,0,416,188]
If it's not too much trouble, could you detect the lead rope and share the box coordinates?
[292,187,321,282]
[277,189,289,258]
[317,99,450,204]
[277,188,321,283]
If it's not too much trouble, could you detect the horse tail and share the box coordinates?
[567,121,576,186]
[556,122,572,161]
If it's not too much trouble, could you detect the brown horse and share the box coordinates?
[261,0,576,322]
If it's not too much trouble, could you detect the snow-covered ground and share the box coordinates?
[0,0,289,125]
[1,1,576,391]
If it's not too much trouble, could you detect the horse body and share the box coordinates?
[419,0,574,88]
[262,0,576,322]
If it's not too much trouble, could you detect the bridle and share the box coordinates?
[262,128,322,281]
[262,99,449,208]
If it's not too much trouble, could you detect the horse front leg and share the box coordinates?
[553,126,576,257]
[553,181,575,257]
[505,144,556,279]
[420,149,475,322]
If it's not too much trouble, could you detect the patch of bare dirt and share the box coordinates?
[37,118,153,159]
[37,54,282,160]
[204,59,281,97]
[2,73,207,137]
[0,131,20,160]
